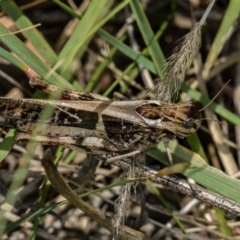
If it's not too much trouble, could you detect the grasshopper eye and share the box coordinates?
[184,117,194,127]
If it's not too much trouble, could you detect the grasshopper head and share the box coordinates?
[136,101,202,139]
[173,102,202,138]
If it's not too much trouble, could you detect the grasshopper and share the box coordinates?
[0,77,202,164]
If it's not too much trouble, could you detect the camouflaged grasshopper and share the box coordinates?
[0,77,202,164]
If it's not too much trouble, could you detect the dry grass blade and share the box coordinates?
[114,155,144,238]
[195,56,238,175]
[41,150,149,240]
[154,0,216,102]
[155,24,201,102]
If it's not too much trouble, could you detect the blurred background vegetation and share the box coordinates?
[0,0,240,239]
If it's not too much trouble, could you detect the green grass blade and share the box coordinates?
[148,142,240,204]
[85,35,127,92]
[130,0,165,77]
[0,129,17,162]
[147,180,186,233]
[0,23,72,89]
[205,0,240,72]
[98,29,157,74]
[1,0,57,65]
[55,0,115,74]
[187,133,208,163]
[215,208,232,236]
[0,47,28,71]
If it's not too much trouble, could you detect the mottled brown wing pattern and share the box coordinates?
[0,85,202,157]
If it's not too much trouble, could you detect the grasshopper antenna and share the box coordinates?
[199,79,231,112]
[198,117,224,125]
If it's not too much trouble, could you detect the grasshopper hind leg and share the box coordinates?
[16,133,129,154]
[71,154,99,191]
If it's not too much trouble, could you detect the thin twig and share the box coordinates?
[41,149,152,240]
[114,158,240,216]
